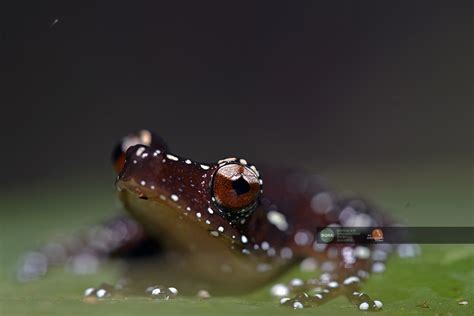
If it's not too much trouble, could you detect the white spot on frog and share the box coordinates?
[354,246,371,259]
[310,192,333,214]
[294,230,313,246]
[280,247,293,259]
[267,211,288,231]
[299,257,318,272]
[166,154,179,161]
[135,147,146,157]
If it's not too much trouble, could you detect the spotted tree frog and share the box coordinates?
[18,130,417,311]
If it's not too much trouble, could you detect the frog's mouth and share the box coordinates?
[116,182,288,292]
[116,176,248,255]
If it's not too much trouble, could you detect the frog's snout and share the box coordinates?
[115,144,159,196]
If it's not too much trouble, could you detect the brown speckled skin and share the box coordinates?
[19,131,396,308]
[244,167,390,257]
[115,133,393,294]
[118,144,389,256]
[118,145,243,244]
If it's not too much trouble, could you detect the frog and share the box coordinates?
[17,129,418,310]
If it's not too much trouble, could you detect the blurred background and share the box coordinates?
[1,1,472,223]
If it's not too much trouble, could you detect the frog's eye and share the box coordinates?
[112,130,168,173]
[212,163,261,212]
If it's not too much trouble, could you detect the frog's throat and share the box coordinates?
[119,189,232,250]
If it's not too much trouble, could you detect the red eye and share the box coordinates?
[212,163,261,211]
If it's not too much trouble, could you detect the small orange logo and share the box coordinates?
[371,228,384,241]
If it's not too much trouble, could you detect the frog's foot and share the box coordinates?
[145,285,179,300]
[272,245,388,312]
[83,283,117,300]
[275,274,383,311]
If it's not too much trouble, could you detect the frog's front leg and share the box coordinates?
[276,245,388,311]
[17,215,160,283]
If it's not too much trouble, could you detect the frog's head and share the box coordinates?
[112,130,263,252]
[111,131,294,291]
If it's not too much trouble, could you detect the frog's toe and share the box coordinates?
[280,293,383,311]
[351,292,384,311]
[358,300,383,311]
[146,285,179,300]
[83,283,117,300]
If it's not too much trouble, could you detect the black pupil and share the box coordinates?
[232,176,250,195]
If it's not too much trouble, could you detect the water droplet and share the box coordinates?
[343,276,361,285]
[148,286,177,300]
[96,288,108,298]
[84,287,95,297]
[359,302,369,311]
[397,244,421,258]
[289,278,304,287]
[300,257,318,272]
[196,289,211,299]
[270,283,289,297]
[372,262,386,273]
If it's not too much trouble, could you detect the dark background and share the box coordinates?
[1,1,472,191]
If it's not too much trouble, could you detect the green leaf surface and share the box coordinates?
[1,162,472,315]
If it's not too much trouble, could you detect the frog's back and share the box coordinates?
[242,166,393,260]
